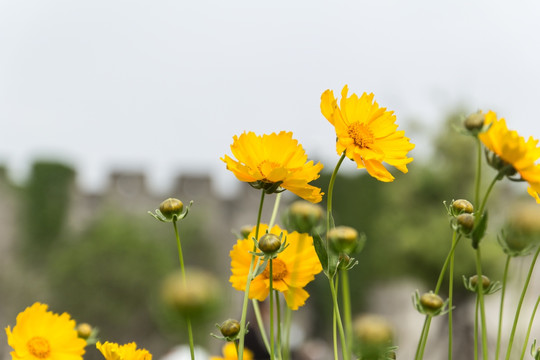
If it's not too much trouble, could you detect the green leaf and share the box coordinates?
[472,211,488,249]
[313,232,329,276]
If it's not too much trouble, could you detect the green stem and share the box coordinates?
[415,232,460,360]
[268,192,282,228]
[519,295,540,360]
[276,291,283,360]
[496,255,511,360]
[283,307,292,360]
[341,269,353,355]
[474,296,479,360]
[505,245,540,360]
[326,153,346,233]
[475,247,489,359]
[252,300,271,354]
[332,303,338,360]
[269,260,275,360]
[172,221,195,360]
[448,233,458,360]
[329,276,349,360]
[474,137,482,209]
[238,190,266,360]
[478,170,505,217]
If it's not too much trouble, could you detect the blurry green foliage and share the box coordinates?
[20,161,75,262]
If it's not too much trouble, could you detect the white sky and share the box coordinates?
[1,0,539,194]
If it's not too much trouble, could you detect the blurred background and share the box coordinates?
[1,1,540,359]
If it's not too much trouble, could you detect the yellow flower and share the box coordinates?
[5,302,86,360]
[221,131,324,203]
[321,85,415,182]
[479,111,540,203]
[96,341,151,360]
[229,224,322,310]
[210,342,253,360]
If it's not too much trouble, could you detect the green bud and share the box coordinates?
[419,293,444,312]
[470,275,491,289]
[258,233,282,255]
[159,198,184,220]
[76,323,93,340]
[456,213,475,234]
[328,226,359,254]
[452,199,474,214]
[219,319,241,339]
[464,111,485,131]
[240,225,253,239]
[287,200,324,233]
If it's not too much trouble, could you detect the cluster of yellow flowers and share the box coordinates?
[4,85,540,360]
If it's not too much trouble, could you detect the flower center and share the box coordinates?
[27,337,51,359]
[262,258,288,281]
[257,160,281,179]
[348,122,375,149]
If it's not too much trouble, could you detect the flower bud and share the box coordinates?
[219,319,241,339]
[420,293,444,312]
[328,226,359,254]
[353,314,394,358]
[258,233,282,255]
[456,213,475,234]
[452,199,474,214]
[470,275,490,289]
[159,198,184,220]
[76,323,93,339]
[287,200,324,233]
[240,225,253,239]
[464,111,485,131]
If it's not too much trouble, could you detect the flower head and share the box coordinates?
[229,224,322,310]
[321,85,415,182]
[479,111,540,203]
[210,342,253,360]
[96,341,151,360]
[221,131,324,203]
[5,302,86,360]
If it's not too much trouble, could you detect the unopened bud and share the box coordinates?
[288,200,324,233]
[457,213,475,234]
[464,111,485,131]
[219,319,241,339]
[76,323,93,339]
[258,233,281,255]
[328,226,359,254]
[470,275,491,289]
[159,198,184,220]
[452,199,474,214]
[240,225,253,239]
[420,293,444,312]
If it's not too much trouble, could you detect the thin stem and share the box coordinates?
[276,291,283,360]
[269,260,275,360]
[496,255,511,360]
[448,232,458,360]
[478,170,503,217]
[417,317,433,360]
[329,276,349,360]
[252,300,271,354]
[172,221,195,360]
[474,296,479,360]
[475,247,489,359]
[519,295,540,360]
[283,307,292,360]
[326,153,346,233]
[341,269,353,355]
[268,192,282,228]
[505,245,540,360]
[474,137,482,209]
[238,190,266,360]
[414,317,430,360]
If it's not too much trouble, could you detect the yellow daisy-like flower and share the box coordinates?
[230,224,322,310]
[321,85,415,182]
[96,341,151,360]
[479,111,540,203]
[210,342,253,360]
[5,302,86,360]
[221,131,324,203]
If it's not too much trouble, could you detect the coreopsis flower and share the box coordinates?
[478,111,540,203]
[96,341,151,360]
[221,131,324,203]
[210,342,253,360]
[229,224,322,310]
[5,303,86,360]
[321,85,415,182]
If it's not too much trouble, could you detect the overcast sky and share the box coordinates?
[1,0,539,194]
